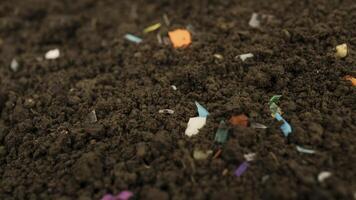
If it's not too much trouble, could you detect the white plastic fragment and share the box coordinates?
[244,153,256,162]
[335,43,348,58]
[171,85,177,90]
[249,13,260,28]
[87,110,97,123]
[163,14,170,26]
[296,146,315,154]
[45,49,60,60]
[250,122,267,129]
[318,171,332,183]
[185,117,206,137]
[10,59,19,72]
[158,109,174,114]
[157,34,163,44]
[213,54,223,60]
[239,53,254,61]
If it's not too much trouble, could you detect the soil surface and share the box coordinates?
[0,0,356,199]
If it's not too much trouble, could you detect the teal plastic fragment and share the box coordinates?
[275,113,292,137]
[195,101,209,117]
[214,121,229,143]
[124,34,142,44]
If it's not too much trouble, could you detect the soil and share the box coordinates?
[0,0,355,199]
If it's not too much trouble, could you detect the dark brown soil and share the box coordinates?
[0,0,356,199]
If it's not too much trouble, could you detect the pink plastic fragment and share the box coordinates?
[101,194,115,200]
[116,191,133,200]
[234,161,249,177]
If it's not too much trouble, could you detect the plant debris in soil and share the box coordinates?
[0,0,356,200]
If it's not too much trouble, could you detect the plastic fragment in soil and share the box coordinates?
[335,43,348,58]
[250,122,267,129]
[235,161,249,177]
[239,53,254,61]
[117,190,133,200]
[344,75,356,86]
[249,13,260,28]
[269,102,282,116]
[229,114,249,127]
[318,171,332,183]
[193,149,213,160]
[124,34,142,44]
[87,110,97,123]
[157,33,162,44]
[45,48,60,60]
[10,58,19,72]
[158,109,174,114]
[275,113,292,137]
[195,101,209,117]
[163,14,170,26]
[296,146,315,154]
[213,54,223,60]
[269,95,282,105]
[171,85,177,90]
[168,29,191,48]
[101,194,115,200]
[244,153,256,162]
[185,117,206,137]
[214,121,229,143]
[143,23,161,33]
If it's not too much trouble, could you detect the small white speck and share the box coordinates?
[45,48,60,60]
[10,59,19,72]
[318,171,332,183]
[158,109,174,114]
[171,85,177,90]
[238,53,254,61]
[249,13,260,28]
[244,153,256,161]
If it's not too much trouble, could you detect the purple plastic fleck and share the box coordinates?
[234,161,249,177]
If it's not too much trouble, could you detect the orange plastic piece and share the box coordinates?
[344,75,356,86]
[168,29,191,48]
[213,149,222,159]
[229,114,249,127]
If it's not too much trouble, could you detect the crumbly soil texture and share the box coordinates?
[0,0,355,199]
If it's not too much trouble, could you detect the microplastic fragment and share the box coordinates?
[296,146,315,154]
[249,13,260,28]
[45,48,60,60]
[235,161,249,177]
[10,58,19,72]
[335,43,348,58]
[158,109,174,114]
[87,110,97,123]
[244,153,256,162]
[143,23,161,33]
[250,122,267,129]
[229,114,249,127]
[269,95,282,105]
[269,102,282,115]
[101,194,115,200]
[171,85,177,90]
[275,113,292,137]
[318,171,332,183]
[117,190,133,200]
[124,34,142,44]
[214,121,229,143]
[163,14,170,26]
[193,149,213,160]
[344,75,356,86]
[239,53,254,61]
[168,29,191,48]
[185,117,206,137]
[195,101,209,117]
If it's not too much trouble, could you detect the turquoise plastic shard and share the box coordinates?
[275,113,292,137]
[195,101,209,117]
[214,120,229,143]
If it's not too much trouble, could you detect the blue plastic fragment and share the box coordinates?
[275,113,292,137]
[124,34,142,44]
[195,101,209,117]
